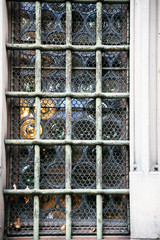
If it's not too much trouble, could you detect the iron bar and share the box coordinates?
[6,0,130,3]
[5,139,130,145]
[6,91,129,98]
[34,1,41,239]
[96,2,102,239]
[65,2,72,239]
[6,43,129,51]
[6,0,130,236]
[4,189,130,195]
[12,66,128,71]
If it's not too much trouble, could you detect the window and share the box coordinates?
[5,0,130,239]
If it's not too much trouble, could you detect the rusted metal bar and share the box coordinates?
[6,0,130,3]
[34,1,41,239]
[3,189,130,195]
[6,91,129,98]
[96,2,103,239]
[65,2,72,239]
[5,139,130,145]
[6,43,129,51]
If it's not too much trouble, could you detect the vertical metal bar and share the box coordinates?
[96,2,103,240]
[126,4,130,232]
[65,2,72,240]
[34,1,41,239]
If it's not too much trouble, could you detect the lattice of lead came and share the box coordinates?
[6,0,130,237]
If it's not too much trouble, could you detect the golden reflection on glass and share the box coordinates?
[20,119,42,139]
[20,98,30,119]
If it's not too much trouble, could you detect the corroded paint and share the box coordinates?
[6,43,129,51]
[96,3,103,239]
[65,2,72,239]
[34,1,41,239]
[4,189,130,195]
[5,139,130,145]
[6,91,130,98]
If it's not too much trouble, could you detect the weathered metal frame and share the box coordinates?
[4,189,129,195]
[96,2,103,239]
[6,43,129,51]
[5,0,130,239]
[5,139,129,145]
[6,91,129,98]
[65,2,72,239]
[34,1,41,239]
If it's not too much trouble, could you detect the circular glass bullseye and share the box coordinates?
[47,119,65,139]
[20,119,42,139]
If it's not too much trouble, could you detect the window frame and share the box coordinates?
[4,0,130,239]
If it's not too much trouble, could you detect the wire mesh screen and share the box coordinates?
[72,4,96,45]
[72,52,96,92]
[41,3,66,44]
[41,51,66,92]
[7,196,34,235]
[12,2,35,44]
[7,0,130,237]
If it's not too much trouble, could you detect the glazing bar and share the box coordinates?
[6,43,129,51]
[34,1,41,239]
[5,139,130,145]
[4,189,130,195]
[96,2,102,239]
[6,91,129,98]
[65,2,72,239]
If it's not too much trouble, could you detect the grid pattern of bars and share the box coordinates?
[5,0,130,239]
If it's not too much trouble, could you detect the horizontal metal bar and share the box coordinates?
[13,66,128,71]
[5,237,131,240]
[7,0,130,3]
[4,188,129,195]
[6,43,129,51]
[5,139,129,145]
[6,91,129,98]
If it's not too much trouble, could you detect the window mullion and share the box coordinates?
[96,2,103,240]
[65,1,72,239]
[34,1,41,239]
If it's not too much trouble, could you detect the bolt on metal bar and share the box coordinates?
[3,189,130,195]
[6,43,129,51]
[6,91,129,98]
[65,2,72,239]
[96,2,103,239]
[5,139,130,145]
[6,0,130,3]
[34,1,41,239]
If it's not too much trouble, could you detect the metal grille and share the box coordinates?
[5,0,130,239]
